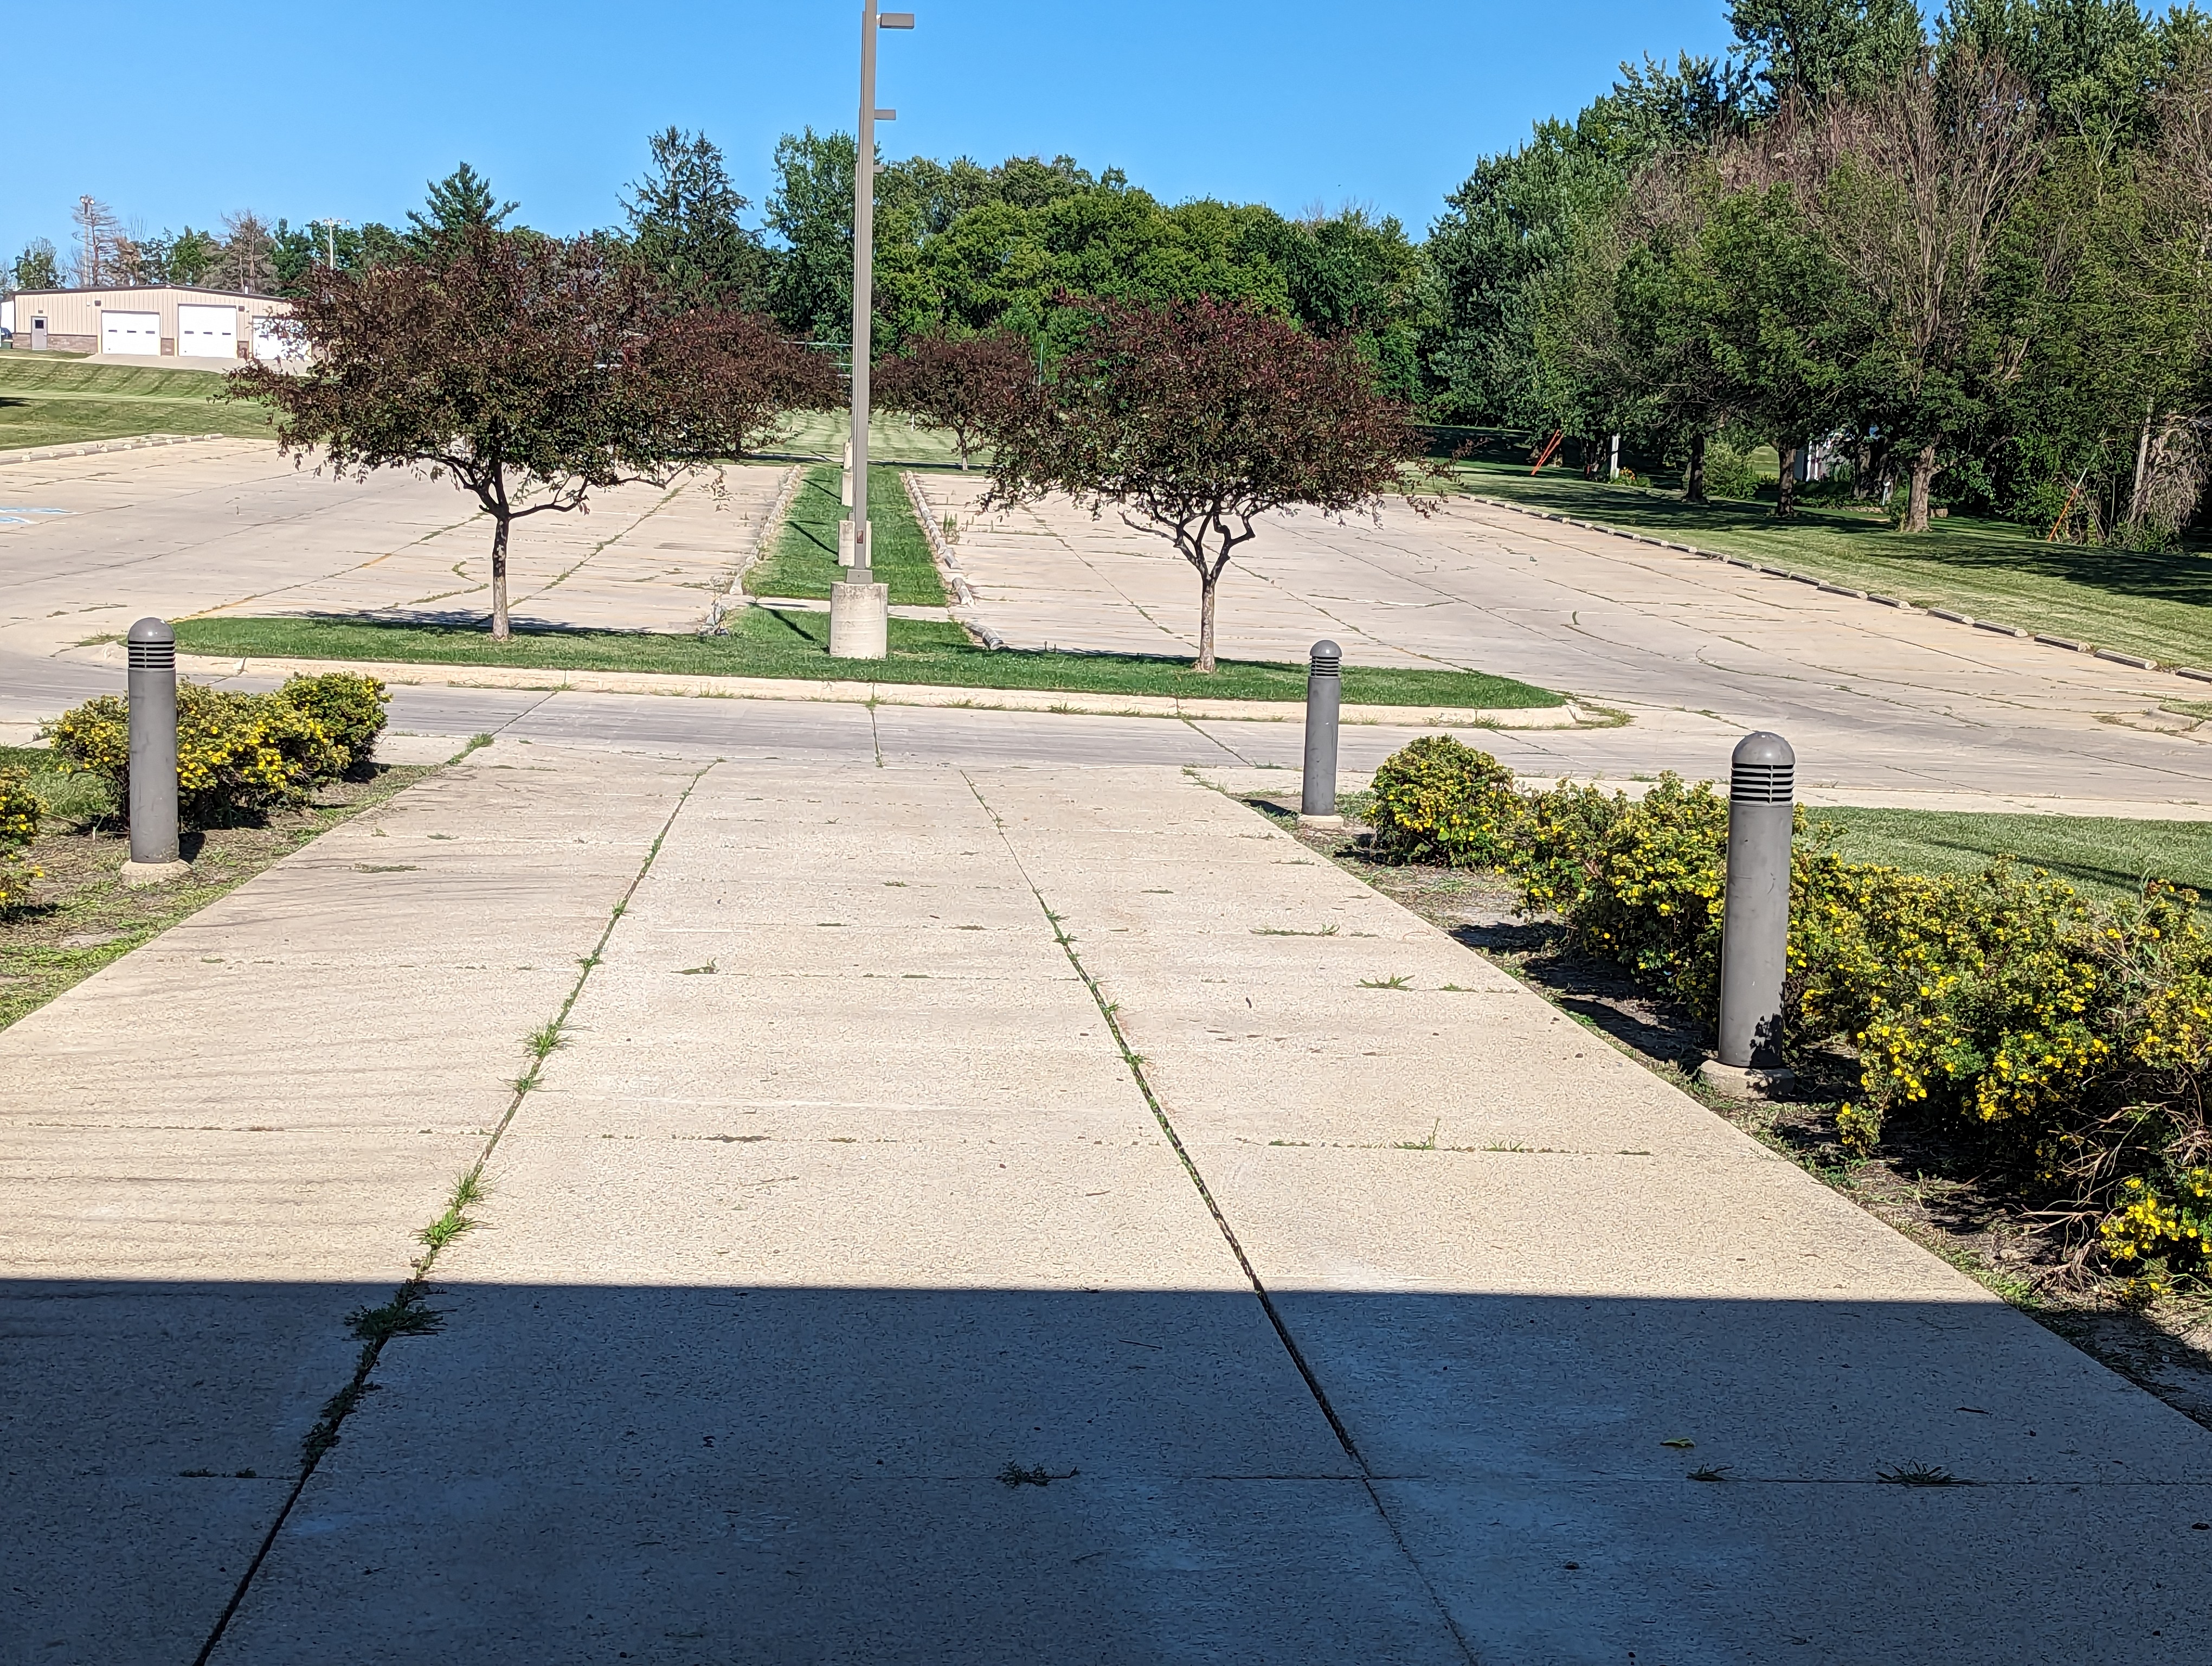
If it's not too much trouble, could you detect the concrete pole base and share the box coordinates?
[119,858,193,889]
[1697,1058,1797,1101]
[828,581,889,661]
[1297,813,1344,830]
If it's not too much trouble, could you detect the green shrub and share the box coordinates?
[274,672,389,772]
[1700,441,1760,500]
[0,767,42,908]
[1365,735,1522,867]
[1554,775,1732,1015]
[42,682,343,828]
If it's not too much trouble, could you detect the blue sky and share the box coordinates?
[5,2,1735,267]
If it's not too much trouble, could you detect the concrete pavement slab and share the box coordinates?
[201,760,1471,1662]
[969,765,2212,1663]
[1,741,702,1665]
[22,746,2212,1663]
[916,474,2212,799]
[0,444,793,656]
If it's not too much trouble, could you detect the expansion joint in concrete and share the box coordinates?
[959,772,1480,1665]
[187,758,718,1666]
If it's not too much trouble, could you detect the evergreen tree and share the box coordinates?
[405,163,519,261]
[623,128,768,310]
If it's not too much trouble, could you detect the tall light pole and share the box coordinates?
[314,217,349,268]
[829,3,914,661]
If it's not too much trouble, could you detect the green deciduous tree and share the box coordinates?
[1729,0,1931,104]
[11,239,61,290]
[766,128,858,343]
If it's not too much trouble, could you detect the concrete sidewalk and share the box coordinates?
[7,750,2210,1663]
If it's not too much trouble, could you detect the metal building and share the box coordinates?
[5,285,296,358]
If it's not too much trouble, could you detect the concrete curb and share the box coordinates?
[904,470,1006,650]
[0,431,231,467]
[706,463,802,633]
[149,650,1585,729]
[1462,493,2210,687]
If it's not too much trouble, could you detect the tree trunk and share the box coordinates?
[490,515,511,642]
[1195,567,1218,674]
[1902,441,1939,533]
[1684,432,1708,504]
[2127,398,2154,528]
[1775,439,1800,518]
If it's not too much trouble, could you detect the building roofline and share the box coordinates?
[4,285,292,302]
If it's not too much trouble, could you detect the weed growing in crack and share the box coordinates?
[998,1462,1078,1488]
[525,1020,568,1061]
[1877,1462,1965,1486]
[1688,1465,1733,1482]
[345,1291,446,1345]
[1359,975,1413,989]
[416,1169,485,1259]
[1253,924,1339,937]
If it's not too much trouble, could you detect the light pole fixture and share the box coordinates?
[314,216,349,268]
[829,2,915,661]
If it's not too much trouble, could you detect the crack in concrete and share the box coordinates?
[961,770,1481,1666]
[187,756,717,1666]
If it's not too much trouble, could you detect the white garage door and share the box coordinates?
[178,304,237,358]
[253,317,305,363]
[101,311,161,354]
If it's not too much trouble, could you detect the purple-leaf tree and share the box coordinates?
[228,227,839,639]
[981,296,1427,672]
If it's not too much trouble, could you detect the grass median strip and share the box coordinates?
[171,610,1560,708]
[744,460,947,606]
[1452,459,2212,671]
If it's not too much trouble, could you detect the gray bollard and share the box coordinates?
[1713,731,1796,1078]
[121,617,189,887]
[1300,639,1342,825]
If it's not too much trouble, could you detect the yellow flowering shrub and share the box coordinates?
[1366,735,1525,867]
[1561,776,1733,1014]
[2099,1168,2212,1295]
[42,681,345,827]
[0,766,42,908]
[275,672,388,771]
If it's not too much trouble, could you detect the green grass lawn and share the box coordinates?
[171,607,1558,707]
[1811,805,2212,905]
[773,407,978,469]
[0,355,275,449]
[745,463,947,607]
[1454,459,2212,670]
[0,744,110,822]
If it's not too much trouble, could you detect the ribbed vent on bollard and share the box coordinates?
[127,640,175,670]
[1309,649,1341,677]
[1731,762,1793,804]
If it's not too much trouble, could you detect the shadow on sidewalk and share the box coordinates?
[7,1280,2210,1664]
